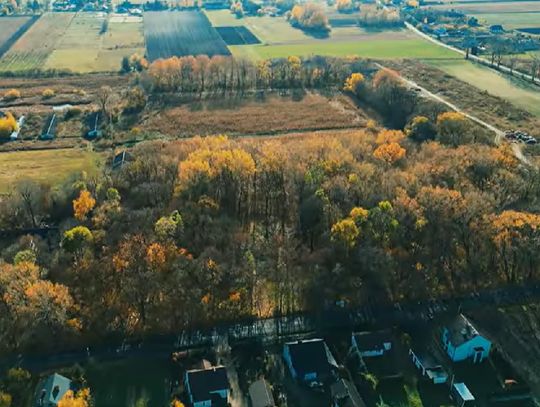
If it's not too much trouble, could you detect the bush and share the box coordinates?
[3,89,21,101]
[42,88,55,99]
[288,3,330,32]
[65,107,83,120]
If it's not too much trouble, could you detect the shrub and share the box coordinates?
[42,88,55,99]
[65,107,82,120]
[3,89,21,101]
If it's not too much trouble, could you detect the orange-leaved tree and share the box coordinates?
[73,190,96,221]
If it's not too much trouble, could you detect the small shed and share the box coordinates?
[248,379,275,407]
[409,348,448,384]
[452,382,475,407]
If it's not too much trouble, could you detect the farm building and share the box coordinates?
[248,379,275,407]
[331,378,366,407]
[35,373,73,406]
[408,348,448,384]
[441,314,491,363]
[351,330,393,358]
[451,382,475,407]
[283,338,338,384]
[184,365,230,407]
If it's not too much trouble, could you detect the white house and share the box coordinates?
[351,330,393,358]
[184,365,229,407]
[441,314,491,363]
[283,339,338,384]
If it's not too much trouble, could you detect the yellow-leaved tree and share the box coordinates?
[73,190,96,221]
[373,142,406,165]
[343,73,365,94]
[0,112,18,140]
[58,389,91,407]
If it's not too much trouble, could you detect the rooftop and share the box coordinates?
[454,382,475,401]
[331,379,367,407]
[285,338,337,379]
[446,314,480,347]
[248,379,275,407]
[186,366,229,403]
[353,330,393,351]
[38,373,72,406]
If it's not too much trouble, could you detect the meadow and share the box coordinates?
[0,148,102,193]
[429,0,540,14]
[428,59,540,117]
[471,12,540,29]
[205,10,460,60]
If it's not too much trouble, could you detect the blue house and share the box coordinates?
[36,373,72,406]
[442,314,491,363]
[184,365,230,407]
[351,330,393,358]
[283,339,338,385]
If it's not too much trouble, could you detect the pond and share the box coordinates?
[84,356,179,407]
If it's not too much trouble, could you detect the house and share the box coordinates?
[409,348,448,384]
[441,314,491,363]
[36,373,72,406]
[451,382,475,407]
[331,379,367,407]
[283,338,338,384]
[184,366,230,407]
[351,330,393,358]
[248,379,275,407]
[489,24,504,33]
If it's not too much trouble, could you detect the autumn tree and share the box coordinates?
[62,226,93,254]
[373,142,406,165]
[73,189,96,221]
[0,112,18,140]
[436,111,468,147]
[343,72,365,94]
[405,115,436,142]
[331,218,360,248]
[58,388,91,407]
[336,0,355,12]
[289,3,330,32]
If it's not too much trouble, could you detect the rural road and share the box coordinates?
[374,63,531,165]
[404,22,540,87]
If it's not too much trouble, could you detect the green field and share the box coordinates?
[428,59,540,117]
[472,12,540,29]
[230,39,460,60]
[0,148,102,192]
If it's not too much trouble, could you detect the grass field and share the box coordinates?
[206,10,460,60]
[0,13,75,72]
[471,12,540,29]
[230,38,460,60]
[429,1,540,13]
[428,59,540,117]
[0,16,32,49]
[0,148,101,192]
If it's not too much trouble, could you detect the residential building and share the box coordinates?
[184,365,230,407]
[351,330,393,358]
[248,379,275,407]
[442,314,491,363]
[36,373,72,407]
[283,338,338,384]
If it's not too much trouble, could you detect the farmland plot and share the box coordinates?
[0,13,75,72]
[215,26,260,45]
[143,11,230,60]
[0,16,33,54]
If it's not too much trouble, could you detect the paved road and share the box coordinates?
[404,22,540,87]
[374,62,532,165]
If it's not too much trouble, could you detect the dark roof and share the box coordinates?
[286,339,337,378]
[331,379,367,407]
[249,379,275,407]
[186,366,229,403]
[446,314,481,347]
[353,330,393,351]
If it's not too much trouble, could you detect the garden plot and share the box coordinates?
[143,11,230,61]
[215,26,260,45]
